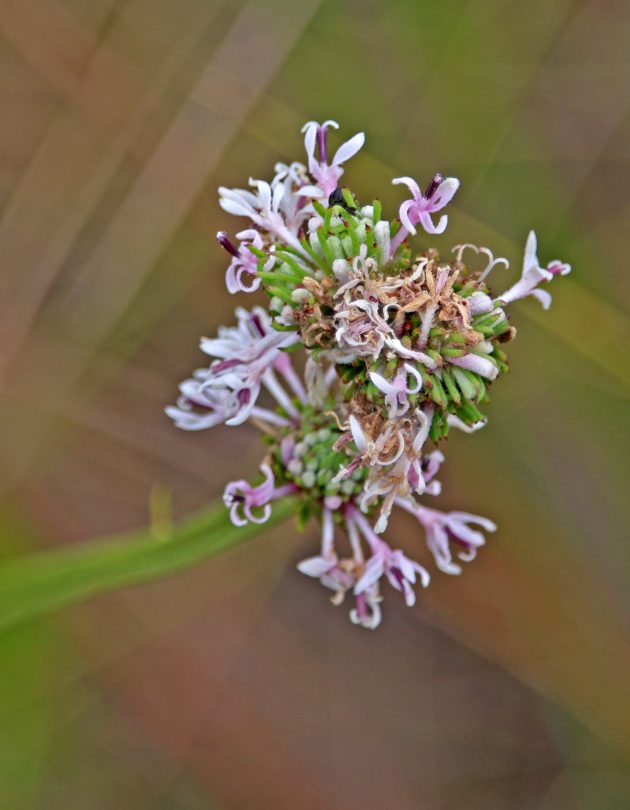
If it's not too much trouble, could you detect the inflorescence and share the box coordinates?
[167,120,570,629]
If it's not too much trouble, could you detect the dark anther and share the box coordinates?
[216,230,240,258]
[424,174,444,200]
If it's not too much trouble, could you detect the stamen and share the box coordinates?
[216,230,240,257]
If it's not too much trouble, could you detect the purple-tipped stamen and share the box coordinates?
[216,230,240,258]
[316,125,329,164]
[425,173,444,200]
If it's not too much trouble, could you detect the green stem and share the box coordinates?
[0,498,296,634]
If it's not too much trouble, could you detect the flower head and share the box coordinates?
[167,117,569,629]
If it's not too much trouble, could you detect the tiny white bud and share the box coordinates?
[287,459,303,476]
[291,288,309,304]
[301,471,316,488]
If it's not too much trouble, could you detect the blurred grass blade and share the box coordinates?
[0,498,295,634]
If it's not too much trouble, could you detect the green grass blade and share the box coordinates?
[0,498,296,634]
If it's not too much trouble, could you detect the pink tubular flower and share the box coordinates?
[223,465,297,526]
[217,229,272,294]
[409,449,444,495]
[301,120,365,197]
[200,307,298,425]
[165,371,239,430]
[218,178,305,254]
[297,509,354,591]
[369,363,423,418]
[497,230,571,310]
[223,465,276,526]
[297,509,383,627]
[349,508,430,608]
[398,500,496,575]
[393,173,460,236]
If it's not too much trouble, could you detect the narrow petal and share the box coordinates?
[398,200,417,235]
[332,132,365,166]
[446,414,487,433]
[369,370,397,396]
[219,198,254,218]
[349,415,368,453]
[523,230,538,272]
[392,176,421,198]
[430,176,460,210]
[354,554,384,594]
[418,211,447,235]
[449,512,497,533]
[297,556,333,577]
[530,288,552,309]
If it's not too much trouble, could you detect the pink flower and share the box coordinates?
[349,508,430,607]
[200,307,298,425]
[369,363,423,418]
[217,229,272,294]
[355,544,430,608]
[165,372,239,430]
[218,178,305,254]
[409,450,444,495]
[302,120,365,197]
[298,509,379,625]
[399,502,496,575]
[393,173,460,236]
[223,465,276,526]
[497,231,571,310]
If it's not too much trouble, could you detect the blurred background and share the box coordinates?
[1,0,629,807]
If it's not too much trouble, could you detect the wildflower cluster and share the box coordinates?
[167,120,570,629]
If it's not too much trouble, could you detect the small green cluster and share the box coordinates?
[258,191,402,316]
[267,404,368,528]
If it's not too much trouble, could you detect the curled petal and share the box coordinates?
[392,175,421,197]
[398,199,417,235]
[530,288,552,309]
[349,415,368,453]
[418,210,448,235]
[447,414,487,433]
